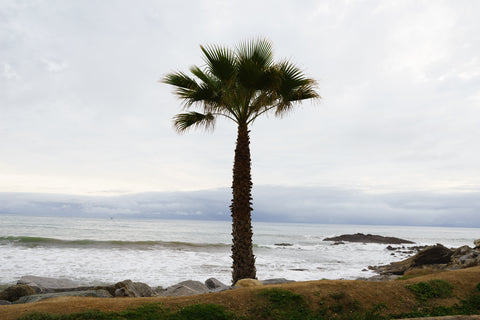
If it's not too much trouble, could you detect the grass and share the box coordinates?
[395,267,444,280]
[405,279,453,302]
[17,282,480,320]
[17,304,237,320]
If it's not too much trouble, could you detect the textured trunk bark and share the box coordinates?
[230,123,256,283]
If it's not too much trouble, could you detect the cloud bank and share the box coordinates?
[1,186,478,227]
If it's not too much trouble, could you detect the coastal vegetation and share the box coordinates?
[14,283,480,319]
[6,267,480,320]
[163,38,319,282]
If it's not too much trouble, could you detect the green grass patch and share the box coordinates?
[395,282,480,318]
[405,279,453,302]
[17,303,237,320]
[252,288,313,319]
[17,282,480,320]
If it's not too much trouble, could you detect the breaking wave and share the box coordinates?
[0,236,230,250]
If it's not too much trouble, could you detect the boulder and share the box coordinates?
[14,289,112,304]
[454,249,480,268]
[474,239,480,248]
[450,246,473,268]
[0,284,36,302]
[323,233,414,244]
[105,280,155,297]
[411,244,453,266]
[374,244,454,275]
[0,300,12,305]
[158,280,210,297]
[17,275,93,293]
[205,278,230,292]
[234,279,263,288]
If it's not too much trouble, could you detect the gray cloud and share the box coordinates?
[1,186,479,227]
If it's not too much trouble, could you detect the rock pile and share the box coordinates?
[371,239,480,276]
[0,276,293,305]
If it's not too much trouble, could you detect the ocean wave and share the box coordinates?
[0,236,230,250]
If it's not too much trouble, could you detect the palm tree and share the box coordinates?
[163,38,319,283]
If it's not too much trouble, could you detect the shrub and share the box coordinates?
[253,288,312,320]
[406,279,453,302]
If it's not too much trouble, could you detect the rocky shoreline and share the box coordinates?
[2,235,479,306]
[0,275,294,305]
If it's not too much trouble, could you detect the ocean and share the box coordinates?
[0,214,478,288]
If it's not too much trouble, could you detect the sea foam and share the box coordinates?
[1,215,478,287]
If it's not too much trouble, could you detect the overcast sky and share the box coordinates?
[1,1,479,225]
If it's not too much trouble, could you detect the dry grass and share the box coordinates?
[1,266,480,320]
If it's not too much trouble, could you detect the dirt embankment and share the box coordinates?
[1,266,480,320]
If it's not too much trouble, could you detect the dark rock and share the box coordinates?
[412,244,453,266]
[373,244,455,275]
[105,280,154,297]
[274,243,293,246]
[158,280,210,297]
[386,245,397,251]
[14,289,112,304]
[205,278,230,292]
[323,233,414,244]
[17,275,93,294]
[0,284,36,302]
[333,241,345,245]
[289,268,308,271]
[261,278,295,285]
[0,300,12,305]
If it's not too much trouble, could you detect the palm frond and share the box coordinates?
[200,44,237,82]
[273,60,320,116]
[173,112,216,133]
[237,38,273,68]
[162,71,200,102]
[190,66,215,86]
[236,38,275,90]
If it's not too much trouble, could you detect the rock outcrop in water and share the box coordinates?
[323,233,415,244]
[372,241,480,276]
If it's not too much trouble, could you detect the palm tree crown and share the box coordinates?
[164,39,318,131]
[163,38,319,283]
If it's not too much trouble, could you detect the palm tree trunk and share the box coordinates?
[230,123,256,283]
